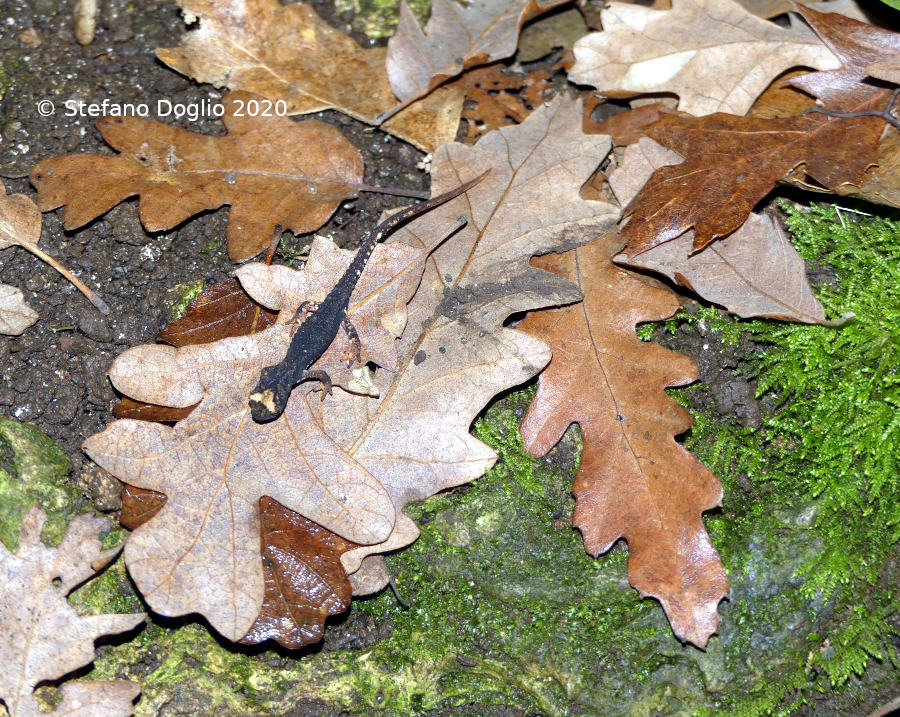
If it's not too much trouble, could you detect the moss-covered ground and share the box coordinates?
[2,201,898,715]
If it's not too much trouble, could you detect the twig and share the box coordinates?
[25,243,110,314]
[802,88,900,131]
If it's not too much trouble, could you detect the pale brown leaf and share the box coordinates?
[81,237,431,639]
[519,237,729,647]
[31,93,363,263]
[156,0,463,152]
[570,0,839,116]
[868,53,900,84]
[383,0,567,117]
[0,508,144,717]
[326,96,620,589]
[0,284,39,335]
[610,138,827,322]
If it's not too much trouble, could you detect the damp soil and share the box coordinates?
[0,1,793,715]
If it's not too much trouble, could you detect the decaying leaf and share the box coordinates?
[619,107,883,256]
[81,234,439,640]
[833,128,900,208]
[156,0,463,152]
[31,93,364,263]
[85,97,619,634]
[569,0,839,116]
[611,138,827,322]
[119,486,356,649]
[456,63,553,143]
[519,237,729,647]
[0,179,108,314]
[0,507,145,716]
[0,284,38,336]
[618,6,897,256]
[868,53,900,83]
[115,277,278,421]
[381,0,567,119]
[240,496,357,649]
[583,102,683,145]
[789,5,900,111]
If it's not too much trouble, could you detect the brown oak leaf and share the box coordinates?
[0,508,145,716]
[240,496,357,649]
[519,236,729,647]
[789,5,900,111]
[456,63,553,144]
[156,0,463,153]
[82,235,453,640]
[381,0,567,120]
[324,96,620,591]
[611,138,828,323]
[619,6,895,256]
[1,179,108,314]
[119,486,356,649]
[31,93,363,263]
[114,277,278,421]
[569,0,839,116]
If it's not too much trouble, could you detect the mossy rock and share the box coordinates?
[0,416,75,550]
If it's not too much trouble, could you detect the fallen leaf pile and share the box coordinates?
[82,97,618,641]
[0,508,145,716]
[7,0,900,679]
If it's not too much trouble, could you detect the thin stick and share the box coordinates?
[24,243,110,315]
[352,183,429,200]
[802,88,900,131]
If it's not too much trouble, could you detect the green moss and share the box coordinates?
[0,416,75,550]
[167,279,207,320]
[335,0,430,40]
[200,235,224,255]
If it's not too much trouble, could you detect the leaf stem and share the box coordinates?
[24,243,111,315]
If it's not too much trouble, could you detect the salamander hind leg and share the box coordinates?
[304,369,333,400]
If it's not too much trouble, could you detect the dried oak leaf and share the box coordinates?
[868,53,900,84]
[30,92,363,263]
[789,5,900,111]
[240,496,356,648]
[156,0,463,153]
[82,234,447,640]
[611,138,828,323]
[0,179,108,314]
[833,128,900,208]
[455,63,554,143]
[620,6,894,256]
[114,277,278,421]
[0,284,38,336]
[382,0,567,118]
[120,486,357,649]
[0,508,145,717]
[569,0,839,116]
[519,237,728,647]
[324,96,619,591]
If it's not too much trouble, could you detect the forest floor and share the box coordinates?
[0,0,897,715]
